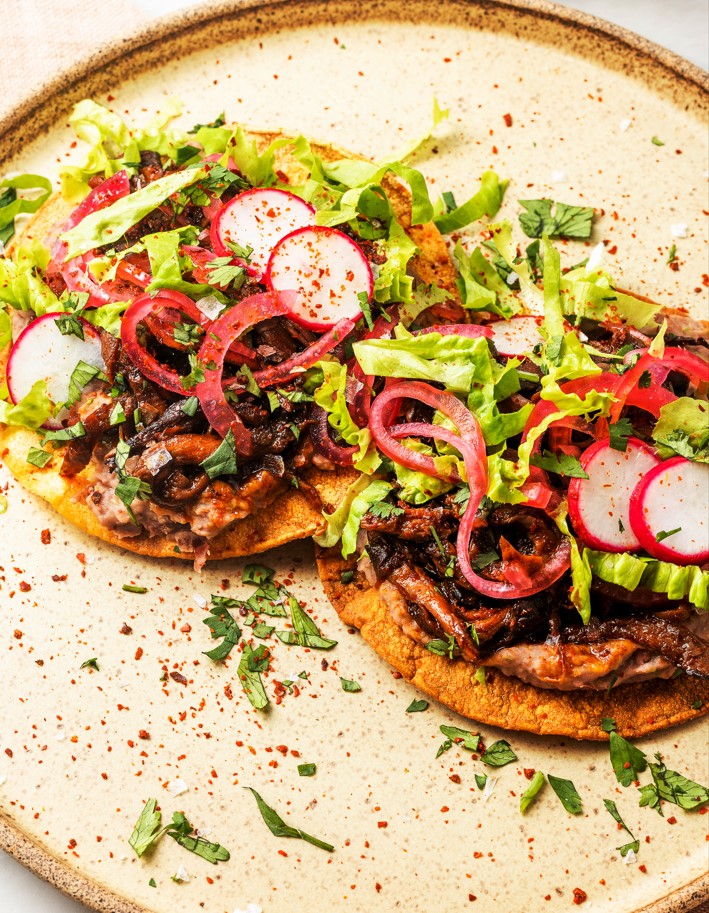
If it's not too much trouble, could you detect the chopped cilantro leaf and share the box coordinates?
[128,798,163,858]
[609,730,647,787]
[205,256,246,289]
[518,198,594,240]
[188,112,226,133]
[603,799,639,857]
[480,739,517,767]
[529,450,589,479]
[425,634,457,659]
[180,396,200,416]
[340,677,361,693]
[200,429,238,479]
[122,584,147,594]
[166,810,230,864]
[172,320,202,347]
[609,417,634,452]
[547,775,583,814]
[180,353,206,390]
[440,725,481,751]
[638,753,709,814]
[245,787,334,852]
[406,698,429,713]
[26,446,51,468]
[368,500,404,520]
[41,421,86,446]
[81,657,99,671]
[298,763,317,777]
[237,644,269,710]
[651,136,665,146]
[475,773,487,791]
[655,527,681,542]
[202,595,242,661]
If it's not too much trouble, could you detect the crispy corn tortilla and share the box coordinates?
[0,131,457,562]
[316,546,709,740]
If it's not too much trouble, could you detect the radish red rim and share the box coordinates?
[210,187,316,279]
[568,437,661,553]
[628,456,709,565]
[264,224,373,330]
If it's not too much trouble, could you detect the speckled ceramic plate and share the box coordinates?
[1,2,708,912]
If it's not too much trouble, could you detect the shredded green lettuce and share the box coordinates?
[338,479,394,558]
[585,550,709,612]
[313,474,373,550]
[652,397,709,462]
[60,98,185,203]
[391,98,449,162]
[555,507,592,623]
[219,126,288,187]
[0,379,53,429]
[0,309,11,351]
[373,220,418,304]
[61,167,207,258]
[312,360,375,471]
[83,301,129,336]
[394,440,459,504]
[433,171,506,235]
[354,327,492,392]
[453,241,520,318]
[0,245,61,316]
[0,174,52,246]
[560,267,661,331]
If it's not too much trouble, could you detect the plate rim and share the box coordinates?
[0,1,707,911]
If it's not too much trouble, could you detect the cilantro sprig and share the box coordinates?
[128,798,230,864]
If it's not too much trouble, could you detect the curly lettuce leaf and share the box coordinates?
[433,171,506,235]
[61,168,207,258]
[652,398,709,462]
[353,327,491,393]
[0,379,53,429]
[219,126,289,187]
[83,301,129,336]
[585,550,709,612]
[313,474,373,550]
[373,219,418,304]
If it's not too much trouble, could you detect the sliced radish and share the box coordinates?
[488,316,544,358]
[629,456,709,565]
[265,225,373,330]
[568,437,660,552]
[7,313,105,426]
[211,188,316,279]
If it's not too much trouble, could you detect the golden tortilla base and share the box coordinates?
[316,547,709,740]
[0,130,455,562]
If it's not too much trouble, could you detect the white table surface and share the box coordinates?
[1,1,707,911]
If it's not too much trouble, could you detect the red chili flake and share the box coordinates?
[101,773,108,780]
[503,113,513,127]
[468,895,477,902]
[40,530,51,545]
[377,821,388,828]
[138,730,150,740]
[52,574,68,582]
[170,671,188,685]
[13,630,22,639]
[572,888,587,905]
[449,774,461,784]
[473,851,483,859]
[638,864,647,873]
[492,145,499,154]
[440,806,449,813]
[667,816,677,825]
[5,749,13,758]
[375,883,382,893]
[607,245,618,255]
[134,648,143,661]
[523,768,536,780]
[180,623,192,633]
[120,623,133,635]
[76,553,86,564]
[669,260,680,272]
[206,876,214,885]
[391,671,402,680]
[278,849,288,857]
[67,838,77,849]
[275,745,288,755]
[19,581,31,592]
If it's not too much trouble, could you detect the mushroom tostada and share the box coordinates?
[315,225,709,739]
[0,100,478,566]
